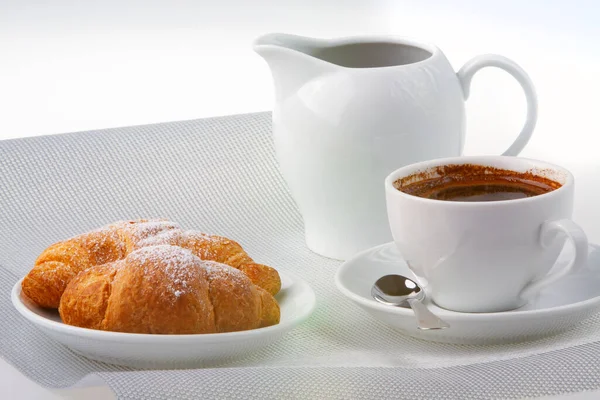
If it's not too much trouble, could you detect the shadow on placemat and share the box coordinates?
[97,345,600,400]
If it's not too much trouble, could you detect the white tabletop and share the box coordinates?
[2,0,600,398]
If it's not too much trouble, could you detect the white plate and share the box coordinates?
[335,242,600,344]
[12,271,315,368]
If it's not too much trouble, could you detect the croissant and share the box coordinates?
[22,220,281,308]
[58,245,280,333]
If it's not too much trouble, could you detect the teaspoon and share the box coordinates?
[372,274,450,330]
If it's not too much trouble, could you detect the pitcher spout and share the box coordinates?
[253,33,333,100]
[254,33,322,54]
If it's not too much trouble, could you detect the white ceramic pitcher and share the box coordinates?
[254,33,537,260]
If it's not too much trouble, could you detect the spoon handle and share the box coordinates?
[407,299,450,330]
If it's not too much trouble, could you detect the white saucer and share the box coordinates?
[335,242,600,344]
[12,271,316,368]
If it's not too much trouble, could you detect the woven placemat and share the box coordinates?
[1,112,599,399]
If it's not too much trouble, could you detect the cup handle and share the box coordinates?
[457,55,538,156]
[519,219,588,300]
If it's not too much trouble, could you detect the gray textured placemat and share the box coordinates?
[1,112,600,399]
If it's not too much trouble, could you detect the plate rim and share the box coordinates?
[335,242,600,323]
[12,270,316,343]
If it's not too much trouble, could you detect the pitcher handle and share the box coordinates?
[520,219,589,301]
[457,54,538,156]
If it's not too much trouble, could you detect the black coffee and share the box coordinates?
[395,164,562,202]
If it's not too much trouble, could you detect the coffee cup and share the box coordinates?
[385,156,588,313]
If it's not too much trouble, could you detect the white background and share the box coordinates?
[2,0,600,398]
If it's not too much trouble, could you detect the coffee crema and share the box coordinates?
[394,164,562,202]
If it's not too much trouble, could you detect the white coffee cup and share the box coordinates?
[385,156,588,313]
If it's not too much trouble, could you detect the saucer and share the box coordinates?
[335,242,600,344]
[12,271,316,368]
